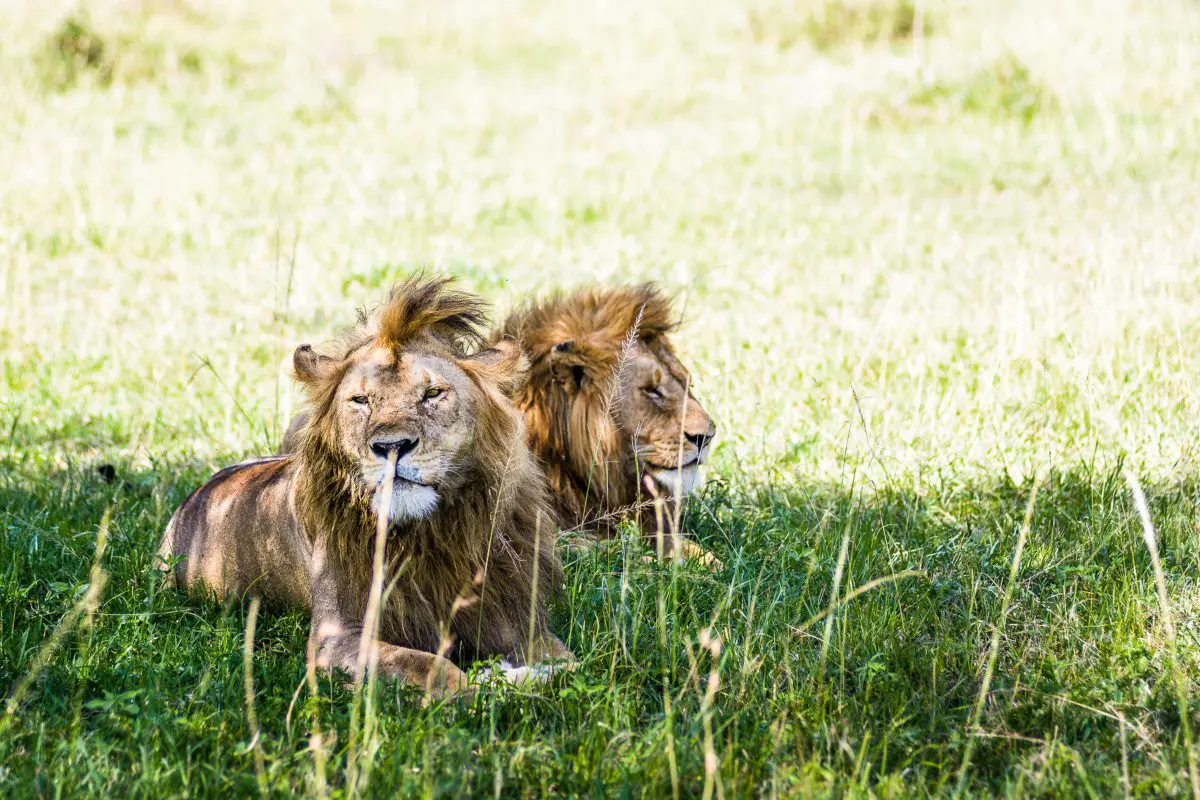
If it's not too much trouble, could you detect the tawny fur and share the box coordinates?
[159,276,571,695]
[493,285,718,559]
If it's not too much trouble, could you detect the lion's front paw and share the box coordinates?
[644,539,722,569]
[683,542,722,569]
[424,662,471,697]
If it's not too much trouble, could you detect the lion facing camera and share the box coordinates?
[157,276,572,695]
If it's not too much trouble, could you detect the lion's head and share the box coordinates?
[290,276,560,657]
[496,285,717,534]
[293,278,530,522]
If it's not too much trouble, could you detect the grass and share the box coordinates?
[2,0,1200,795]
[748,0,932,53]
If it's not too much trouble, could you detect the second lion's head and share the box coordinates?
[499,284,717,528]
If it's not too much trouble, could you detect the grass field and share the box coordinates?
[3,0,1200,795]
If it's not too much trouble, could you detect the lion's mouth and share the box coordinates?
[644,462,705,497]
[644,458,699,471]
[372,470,440,523]
[374,462,433,489]
[394,476,431,488]
[389,466,437,489]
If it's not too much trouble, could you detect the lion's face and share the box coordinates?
[615,340,716,498]
[296,328,527,526]
[332,344,480,522]
[547,334,716,500]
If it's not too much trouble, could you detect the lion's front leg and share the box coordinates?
[640,521,722,568]
[639,494,722,568]
[636,487,722,568]
[307,552,468,696]
[539,634,575,664]
[310,620,469,697]
[510,633,574,667]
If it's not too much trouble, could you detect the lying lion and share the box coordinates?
[494,284,719,563]
[158,276,572,695]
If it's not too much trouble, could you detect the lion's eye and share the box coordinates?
[349,394,369,406]
[424,386,445,400]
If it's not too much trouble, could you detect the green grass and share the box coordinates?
[3,0,1200,795]
[748,0,933,53]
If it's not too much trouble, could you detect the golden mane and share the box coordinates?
[292,275,561,659]
[292,276,488,421]
[494,284,682,533]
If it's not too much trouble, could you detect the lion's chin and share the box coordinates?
[648,465,703,497]
[371,481,439,523]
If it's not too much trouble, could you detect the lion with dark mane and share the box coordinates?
[158,276,571,695]
[494,285,718,561]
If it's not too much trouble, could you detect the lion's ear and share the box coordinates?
[293,344,334,384]
[549,340,588,392]
[462,338,529,398]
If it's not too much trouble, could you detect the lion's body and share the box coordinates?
[159,456,311,608]
[158,277,571,693]
[158,450,558,661]
[494,286,717,557]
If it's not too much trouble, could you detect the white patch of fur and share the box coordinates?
[372,475,439,522]
[368,458,441,522]
[649,465,703,497]
[481,659,557,686]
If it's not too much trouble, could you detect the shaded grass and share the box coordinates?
[2,451,1199,795]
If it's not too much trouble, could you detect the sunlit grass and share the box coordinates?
[2,0,1200,795]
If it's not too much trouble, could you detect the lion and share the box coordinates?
[493,284,718,562]
[157,276,572,696]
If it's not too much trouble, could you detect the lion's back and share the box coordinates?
[157,456,312,609]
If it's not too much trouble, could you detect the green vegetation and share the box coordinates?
[907,54,1058,126]
[749,0,932,53]
[3,0,1200,795]
[36,13,113,91]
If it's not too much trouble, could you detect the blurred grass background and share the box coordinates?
[2,0,1200,796]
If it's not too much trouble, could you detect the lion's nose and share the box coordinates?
[371,437,419,461]
[685,429,715,452]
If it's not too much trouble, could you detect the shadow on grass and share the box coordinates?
[2,445,1198,796]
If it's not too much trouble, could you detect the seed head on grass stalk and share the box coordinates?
[304,630,328,799]
[646,473,681,798]
[698,629,722,800]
